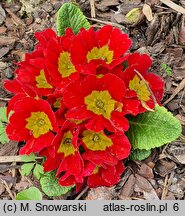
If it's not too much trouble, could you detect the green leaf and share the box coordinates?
[57,3,90,36]
[0,107,8,122]
[127,105,182,150]
[16,187,42,200]
[20,153,36,162]
[20,163,35,176]
[40,171,74,196]
[126,8,142,24]
[0,107,9,144]
[33,164,44,180]
[161,63,172,76]
[0,122,9,144]
[130,149,151,161]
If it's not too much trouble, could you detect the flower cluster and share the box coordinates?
[4,25,164,190]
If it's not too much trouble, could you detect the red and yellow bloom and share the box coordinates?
[6,97,58,154]
[82,130,131,160]
[4,25,166,191]
[44,28,79,88]
[120,53,164,112]
[63,73,131,133]
[71,25,132,74]
[83,159,125,188]
[43,121,84,186]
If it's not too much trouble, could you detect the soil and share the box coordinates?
[0,0,185,200]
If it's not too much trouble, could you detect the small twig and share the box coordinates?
[134,69,158,105]
[0,179,15,200]
[87,17,126,29]
[161,174,169,200]
[0,156,43,163]
[163,77,185,105]
[179,88,185,106]
[89,0,96,18]
[0,98,10,101]
[130,197,145,200]
[75,186,89,200]
[180,134,185,141]
[160,0,185,14]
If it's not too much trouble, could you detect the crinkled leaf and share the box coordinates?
[57,2,90,36]
[0,107,8,122]
[16,187,42,200]
[130,149,151,161]
[127,105,182,150]
[33,164,44,180]
[20,163,35,176]
[40,171,74,196]
[0,122,9,144]
[20,153,36,162]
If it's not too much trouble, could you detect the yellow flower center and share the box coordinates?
[82,130,113,151]
[57,131,75,157]
[86,45,113,64]
[25,111,53,138]
[129,75,151,102]
[84,90,116,119]
[53,98,61,108]
[70,119,84,125]
[93,165,101,174]
[35,70,52,89]
[58,51,76,78]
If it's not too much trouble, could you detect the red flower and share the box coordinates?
[120,53,164,112]
[35,28,58,51]
[6,97,58,154]
[15,50,54,96]
[44,28,79,88]
[70,25,131,74]
[83,160,124,188]
[43,121,84,186]
[4,77,36,97]
[63,73,130,133]
[82,130,131,160]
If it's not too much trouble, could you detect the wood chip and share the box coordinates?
[138,163,154,179]
[179,15,185,44]
[0,26,6,34]
[90,0,96,18]
[160,0,185,14]
[15,177,32,192]
[0,47,9,59]
[0,140,18,156]
[0,5,6,25]
[0,36,17,46]
[163,78,185,105]
[155,159,176,177]
[142,4,153,21]
[0,183,5,195]
[86,187,114,200]
[5,8,25,26]
[119,174,136,199]
[135,174,159,200]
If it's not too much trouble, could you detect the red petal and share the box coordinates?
[63,80,84,108]
[19,132,55,154]
[65,106,93,120]
[101,73,126,100]
[109,27,132,57]
[110,134,131,160]
[101,165,116,184]
[111,112,129,132]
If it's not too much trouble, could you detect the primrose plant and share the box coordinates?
[3,3,181,192]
